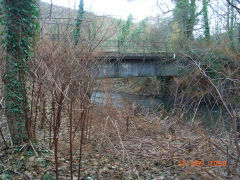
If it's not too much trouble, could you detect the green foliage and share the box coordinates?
[118,14,133,49]
[117,15,151,52]
[205,56,222,79]
[202,0,210,41]
[130,19,147,41]
[169,22,182,51]
[2,174,8,180]
[74,0,84,45]
[41,174,54,180]
[1,0,39,144]
[173,0,197,38]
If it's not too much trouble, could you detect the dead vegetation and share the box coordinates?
[0,8,240,180]
[0,35,240,180]
[1,91,240,179]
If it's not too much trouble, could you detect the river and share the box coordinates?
[91,91,230,132]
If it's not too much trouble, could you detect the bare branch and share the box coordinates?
[226,0,240,15]
[156,0,173,14]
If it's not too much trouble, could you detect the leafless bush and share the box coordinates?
[163,40,240,178]
[24,15,117,179]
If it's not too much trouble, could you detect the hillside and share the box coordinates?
[38,1,119,42]
[39,1,100,20]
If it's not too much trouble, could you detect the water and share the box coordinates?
[91,91,165,109]
[91,91,230,131]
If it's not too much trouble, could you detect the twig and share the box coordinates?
[185,54,240,157]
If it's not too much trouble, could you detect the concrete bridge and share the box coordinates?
[40,20,187,78]
[46,33,186,77]
[94,52,186,78]
[88,40,187,78]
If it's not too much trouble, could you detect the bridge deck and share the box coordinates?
[99,52,177,63]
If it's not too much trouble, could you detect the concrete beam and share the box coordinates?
[96,61,183,78]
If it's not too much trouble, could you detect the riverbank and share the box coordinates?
[94,78,231,132]
[0,103,237,179]
[95,77,167,97]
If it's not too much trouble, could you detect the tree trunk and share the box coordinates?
[174,0,197,39]
[3,0,27,145]
[229,0,234,46]
[187,0,196,38]
[202,0,210,42]
[3,0,39,145]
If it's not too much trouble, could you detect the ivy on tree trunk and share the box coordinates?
[173,0,199,38]
[202,0,210,42]
[1,0,39,145]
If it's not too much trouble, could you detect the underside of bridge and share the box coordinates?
[94,53,186,78]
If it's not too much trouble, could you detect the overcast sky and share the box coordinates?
[41,0,169,21]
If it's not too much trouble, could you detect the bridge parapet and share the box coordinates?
[97,40,169,55]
